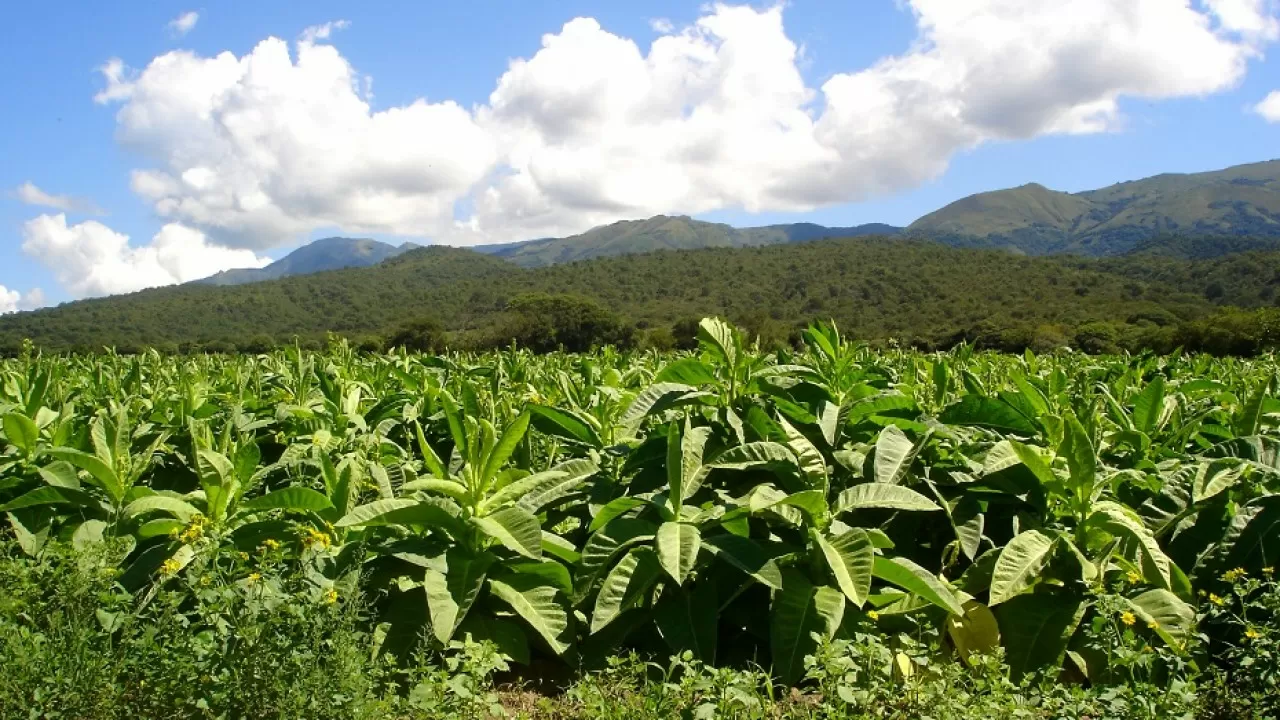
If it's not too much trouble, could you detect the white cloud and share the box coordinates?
[168,11,200,37]
[21,214,269,298]
[0,287,44,314]
[301,20,350,44]
[650,18,675,33]
[1256,90,1280,121]
[96,33,495,250]
[90,1,1277,251]
[1204,0,1280,40]
[14,182,103,214]
[0,286,19,314]
[20,288,46,311]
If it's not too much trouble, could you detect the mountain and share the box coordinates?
[909,159,1280,255]
[196,237,421,285]
[472,215,901,267]
[3,234,1276,354]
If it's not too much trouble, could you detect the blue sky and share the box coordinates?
[2,1,1279,309]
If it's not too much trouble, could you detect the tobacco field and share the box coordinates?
[1,320,1277,719]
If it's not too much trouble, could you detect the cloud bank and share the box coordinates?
[17,1,1280,303]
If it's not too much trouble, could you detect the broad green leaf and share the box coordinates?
[588,496,646,532]
[702,534,783,590]
[940,395,1036,435]
[709,442,798,472]
[656,522,701,586]
[578,517,659,601]
[1190,460,1242,504]
[413,420,448,479]
[241,487,333,513]
[528,405,603,448]
[698,317,739,369]
[519,459,597,513]
[1007,441,1057,487]
[1234,377,1273,438]
[489,575,571,656]
[440,392,468,462]
[946,599,1001,666]
[336,498,419,527]
[401,478,471,503]
[475,506,543,560]
[654,358,718,386]
[989,529,1056,605]
[872,556,963,615]
[46,449,121,503]
[814,528,873,607]
[654,582,718,663]
[996,591,1085,680]
[834,483,940,514]
[2,413,38,454]
[620,383,710,434]
[1224,497,1280,571]
[873,425,918,485]
[424,550,494,644]
[779,417,826,488]
[337,497,463,538]
[38,461,80,488]
[1132,377,1166,434]
[1125,589,1194,652]
[481,412,530,487]
[0,485,102,512]
[770,571,845,686]
[123,496,200,522]
[591,547,663,634]
[1088,501,1171,590]
[1061,414,1097,502]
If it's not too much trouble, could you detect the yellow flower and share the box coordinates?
[1209,593,1225,606]
[160,558,182,577]
[238,552,249,562]
[1263,567,1274,577]
[1120,611,1136,626]
[1222,567,1246,583]
[1244,628,1260,641]
[246,572,262,584]
[301,527,332,551]
[1126,571,1140,584]
[867,610,880,621]
[199,575,212,587]
[260,538,281,553]
[323,589,339,605]
[1147,621,1159,630]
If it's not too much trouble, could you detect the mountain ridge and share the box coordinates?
[196,237,421,286]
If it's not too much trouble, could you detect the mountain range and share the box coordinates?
[196,158,1280,285]
[195,237,421,286]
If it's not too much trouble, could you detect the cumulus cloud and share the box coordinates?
[88,0,1278,251]
[0,287,44,315]
[21,214,269,298]
[300,20,350,44]
[14,182,103,214]
[0,286,19,314]
[96,28,494,250]
[169,11,200,37]
[1256,90,1280,121]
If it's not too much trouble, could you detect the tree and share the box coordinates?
[501,293,634,352]
[387,317,445,353]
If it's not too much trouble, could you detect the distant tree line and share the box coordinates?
[3,236,1280,356]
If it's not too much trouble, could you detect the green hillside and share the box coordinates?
[909,159,1280,254]
[4,235,1278,355]
[197,237,420,285]
[473,215,900,267]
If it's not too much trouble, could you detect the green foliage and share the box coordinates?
[2,322,1280,717]
[7,236,1280,355]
